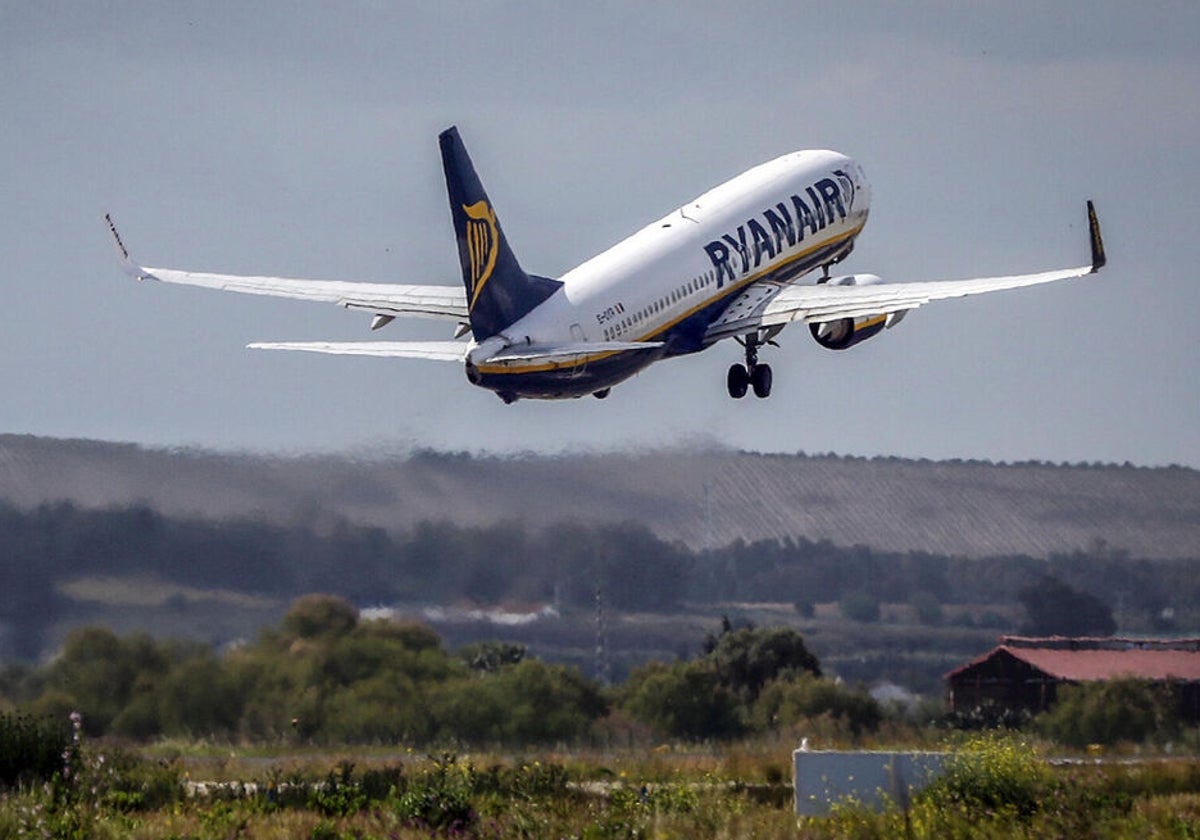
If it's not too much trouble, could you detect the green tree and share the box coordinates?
[282,594,359,640]
[706,625,821,701]
[153,653,243,738]
[43,628,170,736]
[751,673,881,736]
[839,590,881,623]
[206,598,597,746]
[621,621,824,740]
[621,661,743,740]
[503,660,607,742]
[459,641,526,672]
[446,660,605,744]
[1018,575,1116,636]
[323,672,434,743]
[232,609,453,743]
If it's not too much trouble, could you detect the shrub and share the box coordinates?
[909,591,943,626]
[92,745,185,811]
[621,661,744,740]
[396,754,476,833]
[752,674,882,737]
[308,761,368,816]
[922,734,1051,818]
[1036,678,1181,748]
[942,700,1032,731]
[0,711,70,788]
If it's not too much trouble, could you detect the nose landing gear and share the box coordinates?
[727,334,773,399]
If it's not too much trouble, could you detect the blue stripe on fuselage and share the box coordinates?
[471,345,663,400]
[666,230,857,355]
[471,226,860,400]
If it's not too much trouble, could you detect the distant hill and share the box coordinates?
[3,434,1196,559]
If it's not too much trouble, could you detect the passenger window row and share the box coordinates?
[601,269,719,342]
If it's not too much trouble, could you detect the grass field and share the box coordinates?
[2,739,1198,839]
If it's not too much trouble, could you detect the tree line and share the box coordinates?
[3,597,1186,752]
[0,596,881,746]
[1,501,1196,661]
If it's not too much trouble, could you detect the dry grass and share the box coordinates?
[4,743,1199,840]
[58,574,279,609]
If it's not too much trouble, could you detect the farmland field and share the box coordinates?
[2,741,1198,839]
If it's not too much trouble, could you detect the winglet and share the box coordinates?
[104,213,145,279]
[1087,200,1106,274]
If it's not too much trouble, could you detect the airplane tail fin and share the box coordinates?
[440,127,562,340]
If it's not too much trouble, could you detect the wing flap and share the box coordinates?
[761,265,1091,327]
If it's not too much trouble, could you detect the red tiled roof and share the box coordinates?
[950,645,1200,682]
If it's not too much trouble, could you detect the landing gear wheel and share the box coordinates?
[727,364,749,399]
[750,363,772,398]
[730,332,777,399]
[593,388,610,400]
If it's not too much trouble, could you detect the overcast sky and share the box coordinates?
[3,3,1198,466]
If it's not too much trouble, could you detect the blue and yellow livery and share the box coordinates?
[106,129,1105,404]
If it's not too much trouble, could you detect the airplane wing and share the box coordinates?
[762,264,1093,328]
[106,215,468,324]
[708,201,1106,341]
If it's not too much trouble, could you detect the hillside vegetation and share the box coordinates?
[1,497,1196,691]
[2,434,1197,558]
[2,435,1197,693]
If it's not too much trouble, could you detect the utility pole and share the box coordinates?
[594,578,611,687]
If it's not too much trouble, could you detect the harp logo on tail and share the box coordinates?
[463,200,499,309]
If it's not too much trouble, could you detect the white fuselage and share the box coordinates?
[471,150,870,396]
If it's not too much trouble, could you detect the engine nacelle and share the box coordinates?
[809,274,904,350]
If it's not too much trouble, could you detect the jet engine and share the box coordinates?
[808,274,905,350]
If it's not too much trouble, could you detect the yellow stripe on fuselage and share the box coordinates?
[475,222,866,376]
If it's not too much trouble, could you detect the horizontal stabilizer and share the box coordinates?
[483,340,663,364]
[247,341,468,361]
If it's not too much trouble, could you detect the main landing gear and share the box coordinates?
[727,335,773,399]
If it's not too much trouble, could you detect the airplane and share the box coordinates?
[106,126,1105,403]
